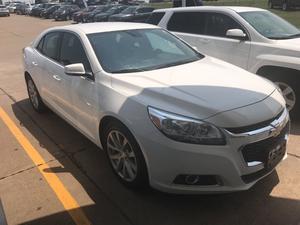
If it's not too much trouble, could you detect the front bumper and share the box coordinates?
[138,108,289,194]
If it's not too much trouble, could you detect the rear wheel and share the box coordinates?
[102,120,148,188]
[26,76,47,113]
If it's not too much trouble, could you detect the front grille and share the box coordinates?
[226,109,284,134]
[240,123,289,183]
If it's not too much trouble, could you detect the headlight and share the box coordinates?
[148,107,226,145]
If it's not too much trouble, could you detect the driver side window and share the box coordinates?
[60,32,92,73]
[205,13,245,38]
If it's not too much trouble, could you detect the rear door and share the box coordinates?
[167,11,206,49]
[36,31,64,108]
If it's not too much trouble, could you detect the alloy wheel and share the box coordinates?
[275,82,296,111]
[106,130,138,182]
[27,79,39,110]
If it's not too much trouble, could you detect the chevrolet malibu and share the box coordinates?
[23,23,289,193]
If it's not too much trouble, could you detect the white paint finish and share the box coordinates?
[156,7,300,73]
[23,23,288,193]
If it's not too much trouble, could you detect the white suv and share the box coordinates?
[149,6,300,117]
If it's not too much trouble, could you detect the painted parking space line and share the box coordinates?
[0,107,92,225]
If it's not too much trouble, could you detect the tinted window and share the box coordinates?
[42,32,61,61]
[167,12,206,34]
[60,32,91,72]
[205,13,244,37]
[147,12,165,25]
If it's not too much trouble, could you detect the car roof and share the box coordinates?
[154,6,267,13]
[48,22,159,34]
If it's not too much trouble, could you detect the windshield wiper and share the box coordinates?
[151,58,198,70]
[286,33,300,39]
[268,33,300,40]
[111,68,145,73]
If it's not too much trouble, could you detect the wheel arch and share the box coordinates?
[256,65,300,81]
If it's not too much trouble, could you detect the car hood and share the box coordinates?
[111,57,279,120]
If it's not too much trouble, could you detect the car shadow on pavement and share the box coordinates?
[11,99,300,225]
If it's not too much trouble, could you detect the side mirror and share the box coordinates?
[226,29,247,40]
[64,63,86,76]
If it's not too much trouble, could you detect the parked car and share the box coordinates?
[0,5,9,16]
[268,0,300,10]
[108,6,154,22]
[83,4,113,22]
[72,5,97,23]
[94,5,128,22]
[24,4,33,15]
[7,2,18,13]
[40,4,60,19]
[15,3,32,15]
[23,23,289,193]
[53,4,80,21]
[151,6,300,117]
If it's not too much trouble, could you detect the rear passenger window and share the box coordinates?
[60,32,92,72]
[167,12,206,34]
[42,32,61,61]
[205,13,244,37]
[147,12,165,25]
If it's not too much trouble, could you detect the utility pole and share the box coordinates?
[182,0,186,7]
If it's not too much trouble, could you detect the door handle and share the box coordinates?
[32,61,38,66]
[52,75,61,81]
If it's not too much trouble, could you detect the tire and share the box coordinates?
[258,69,299,120]
[25,75,47,113]
[102,120,148,188]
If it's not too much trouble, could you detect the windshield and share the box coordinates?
[121,6,137,14]
[239,11,300,39]
[88,29,203,73]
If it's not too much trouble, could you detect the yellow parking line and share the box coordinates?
[0,107,92,225]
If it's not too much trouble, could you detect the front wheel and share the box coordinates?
[102,121,148,188]
[26,76,47,113]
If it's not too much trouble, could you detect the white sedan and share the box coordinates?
[23,23,289,193]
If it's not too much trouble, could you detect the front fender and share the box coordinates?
[250,54,300,74]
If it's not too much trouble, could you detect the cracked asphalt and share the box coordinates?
[0,14,300,225]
